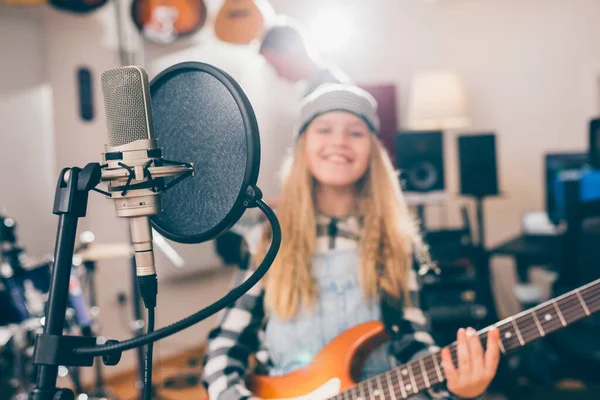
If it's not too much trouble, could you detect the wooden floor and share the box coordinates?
[96,345,208,400]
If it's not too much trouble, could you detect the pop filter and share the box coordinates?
[149,62,260,244]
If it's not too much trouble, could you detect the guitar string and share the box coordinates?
[341,293,600,400]
[399,289,600,393]
[374,296,595,393]
[385,291,600,398]
[328,285,600,400]
[337,288,600,400]
[492,286,600,351]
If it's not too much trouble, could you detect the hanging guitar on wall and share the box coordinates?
[131,0,207,44]
[49,0,107,13]
[0,0,46,5]
[214,0,271,45]
[0,0,106,10]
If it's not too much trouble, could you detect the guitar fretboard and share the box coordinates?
[331,278,600,400]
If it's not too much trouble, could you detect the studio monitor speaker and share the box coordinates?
[458,134,499,197]
[396,130,445,192]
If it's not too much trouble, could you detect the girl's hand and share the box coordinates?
[440,327,500,399]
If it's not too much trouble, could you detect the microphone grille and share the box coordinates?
[101,66,154,147]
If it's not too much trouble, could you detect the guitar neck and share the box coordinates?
[335,278,600,400]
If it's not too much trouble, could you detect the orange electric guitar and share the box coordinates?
[249,278,600,399]
[214,0,271,45]
[131,0,207,44]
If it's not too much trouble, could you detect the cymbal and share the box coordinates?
[76,243,133,262]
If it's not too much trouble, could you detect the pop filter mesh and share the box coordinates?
[150,65,252,243]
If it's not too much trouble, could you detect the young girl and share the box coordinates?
[202,84,500,400]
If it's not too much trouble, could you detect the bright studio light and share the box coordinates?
[308,8,354,53]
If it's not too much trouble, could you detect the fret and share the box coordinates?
[375,374,385,400]
[395,367,408,398]
[408,360,422,392]
[419,358,430,388]
[531,309,545,337]
[557,294,586,325]
[387,370,401,400]
[432,353,444,383]
[510,317,525,346]
[497,332,506,354]
[537,303,560,335]
[576,290,591,316]
[498,322,519,352]
[552,300,567,327]
[581,282,600,313]
[407,363,418,394]
[420,356,436,386]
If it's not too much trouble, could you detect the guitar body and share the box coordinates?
[249,321,389,400]
[131,0,207,44]
[214,0,266,45]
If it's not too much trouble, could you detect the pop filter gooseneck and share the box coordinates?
[149,61,261,243]
[75,199,279,356]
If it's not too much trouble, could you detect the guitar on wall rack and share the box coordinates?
[49,0,107,13]
[0,0,106,12]
[214,0,272,45]
[249,278,600,399]
[131,0,207,44]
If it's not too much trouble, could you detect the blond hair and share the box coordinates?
[255,134,429,320]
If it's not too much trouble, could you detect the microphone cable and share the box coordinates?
[144,307,155,400]
[74,198,279,357]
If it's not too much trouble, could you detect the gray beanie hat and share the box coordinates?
[297,83,380,137]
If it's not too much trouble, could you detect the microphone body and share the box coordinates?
[103,138,160,279]
[100,66,161,308]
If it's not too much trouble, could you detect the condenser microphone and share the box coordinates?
[99,66,191,309]
[101,66,157,280]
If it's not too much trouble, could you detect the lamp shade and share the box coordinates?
[407,71,470,130]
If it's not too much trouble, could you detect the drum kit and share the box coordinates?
[0,215,133,400]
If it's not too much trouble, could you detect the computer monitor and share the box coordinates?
[545,152,588,223]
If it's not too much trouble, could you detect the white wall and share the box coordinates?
[0,6,56,258]
[269,0,600,244]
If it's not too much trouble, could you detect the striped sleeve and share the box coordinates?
[387,269,438,363]
[202,267,266,400]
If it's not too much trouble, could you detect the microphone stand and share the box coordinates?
[81,256,118,400]
[131,254,146,395]
[469,193,498,324]
[28,164,121,400]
